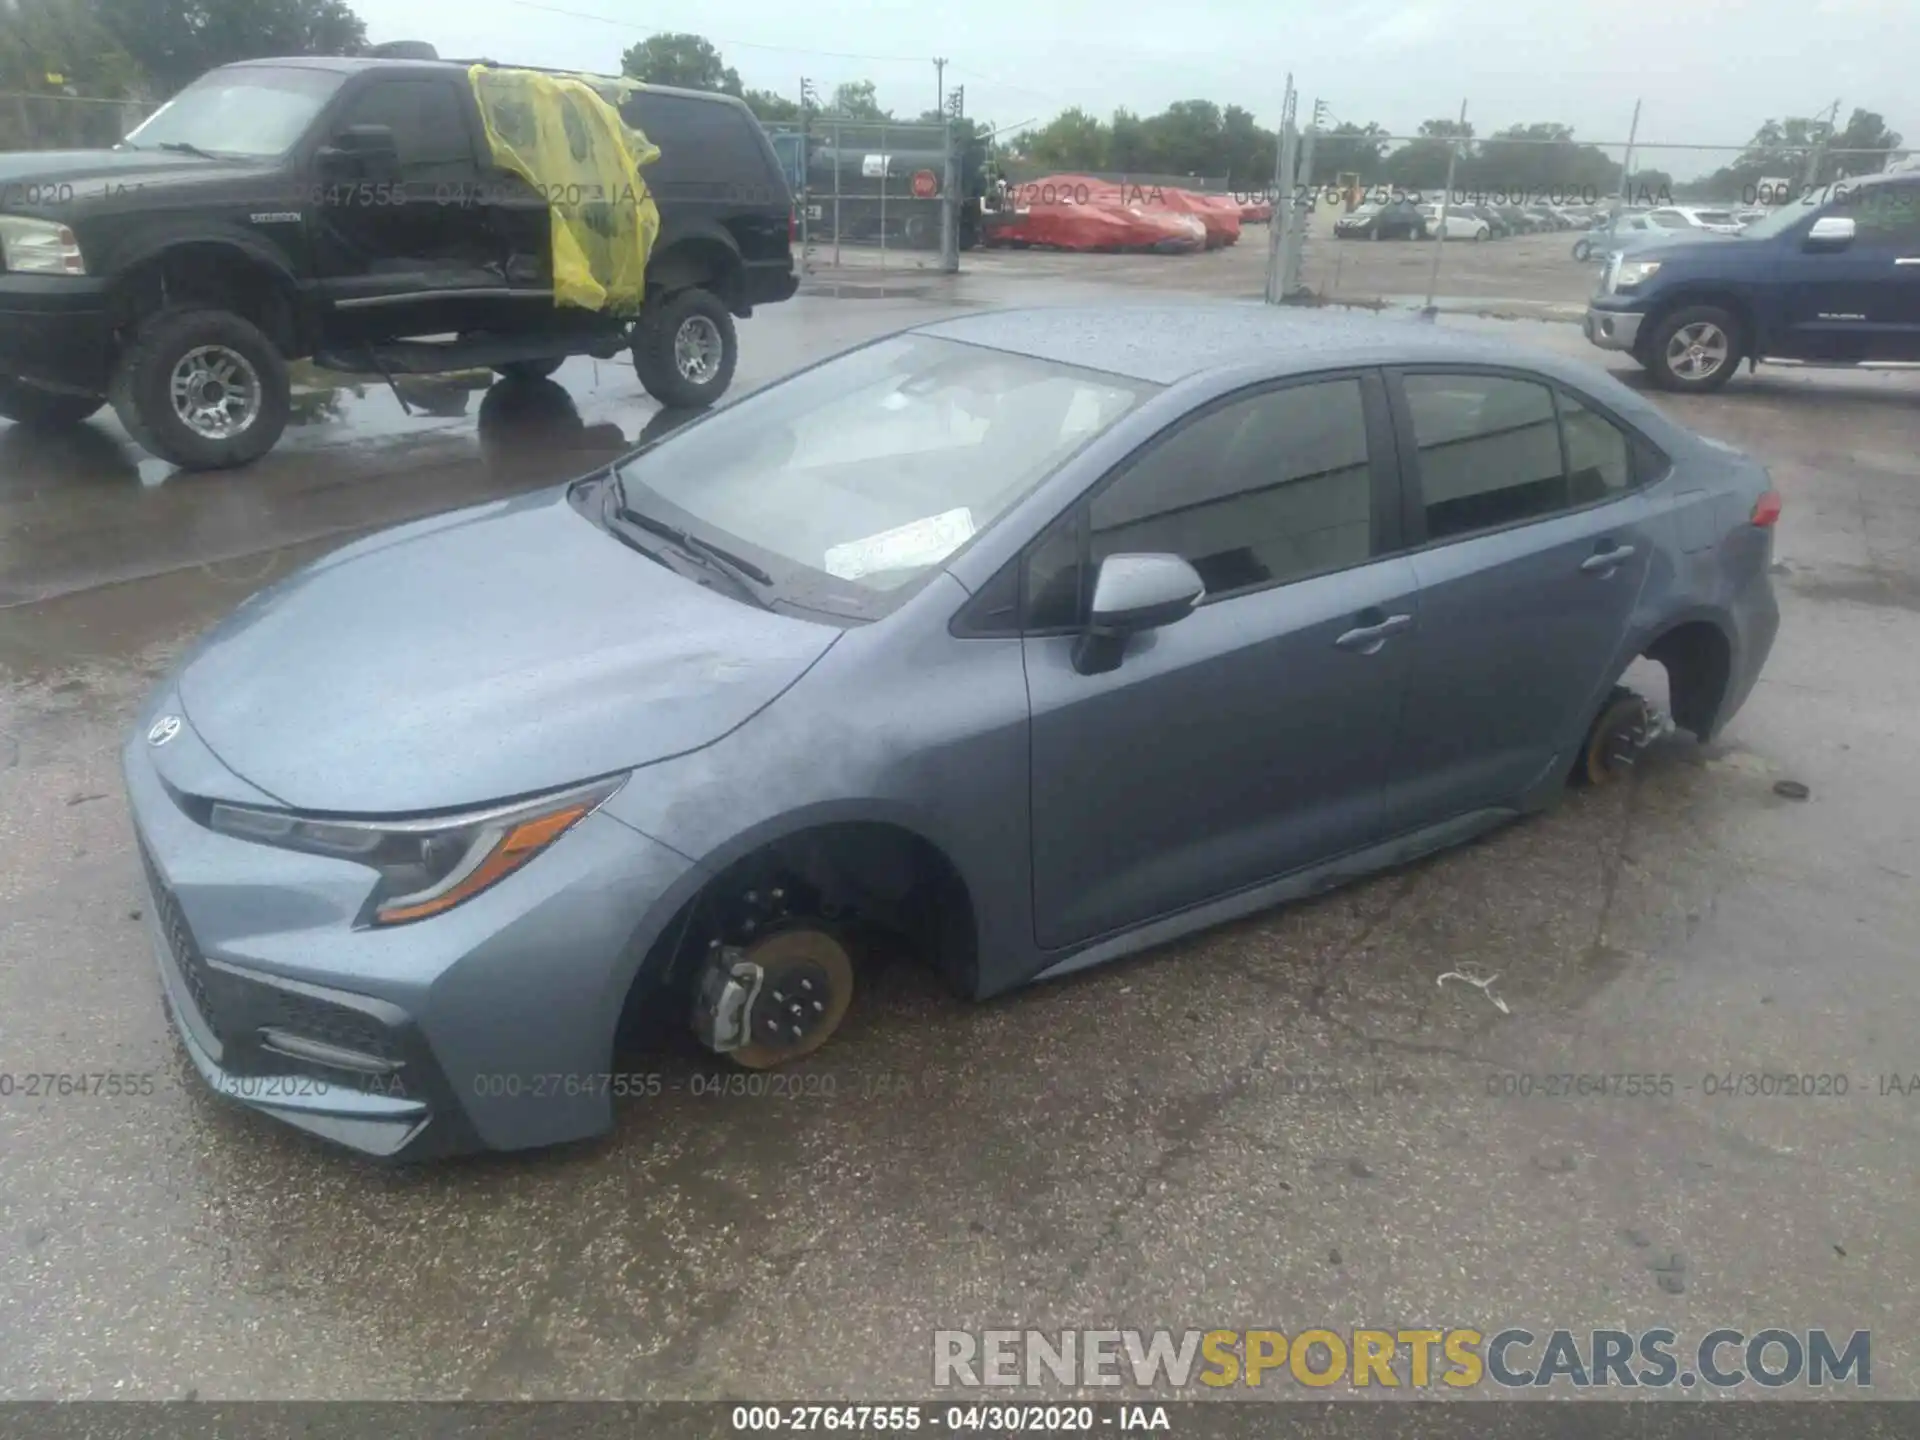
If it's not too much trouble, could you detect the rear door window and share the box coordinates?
[1402,373,1567,540]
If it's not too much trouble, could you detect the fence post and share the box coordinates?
[878,119,890,272]
[1800,100,1840,192]
[1264,75,1297,305]
[1421,98,1468,317]
[832,117,843,269]
[1282,116,1317,298]
[941,102,960,274]
[1614,97,1642,222]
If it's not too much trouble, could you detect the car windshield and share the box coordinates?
[612,334,1157,613]
[122,66,344,158]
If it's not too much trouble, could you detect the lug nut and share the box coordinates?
[812,1000,824,1013]
[790,1025,802,1038]
[772,887,785,900]
[746,890,759,904]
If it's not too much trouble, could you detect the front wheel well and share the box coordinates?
[1636,291,1754,361]
[1644,620,1733,738]
[108,244,303,356]
[620,821,980,1039]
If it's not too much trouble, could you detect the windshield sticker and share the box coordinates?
[823,508,975,581]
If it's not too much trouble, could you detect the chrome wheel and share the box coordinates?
[169,345,261,439]
[673,315,723,385]
[1666,321,1730,381]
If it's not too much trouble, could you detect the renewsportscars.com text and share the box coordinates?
[933,1327,1870,1390]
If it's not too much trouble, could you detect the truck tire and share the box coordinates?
[110,307,291,470]
[633,289,737,409]
[1642,304,1742,394]
[0,377,104,429]
[495,358,565,381]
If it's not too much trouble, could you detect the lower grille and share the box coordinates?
[139,840,225,1044]
[256,989,403,1067]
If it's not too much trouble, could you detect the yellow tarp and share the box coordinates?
[468,66,662,313]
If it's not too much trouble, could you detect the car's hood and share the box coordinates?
[0,147,269,201]
[1610,230,1744,258]
[176,488,840,815]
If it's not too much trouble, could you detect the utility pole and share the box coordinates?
[933,58,947,119]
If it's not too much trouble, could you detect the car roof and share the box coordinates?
[220,57,747,107]
[914,304,1612,388]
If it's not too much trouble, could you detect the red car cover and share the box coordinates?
[985,174,1243,253]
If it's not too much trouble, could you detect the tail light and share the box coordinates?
[1750,489,1782,527]
[789,206,797,243]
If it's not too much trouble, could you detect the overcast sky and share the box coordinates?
[353,0,1916,156]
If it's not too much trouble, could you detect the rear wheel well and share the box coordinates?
[109,245,302,358]
[620,821,979,1040]
[646,237,746,315]
[1644,620,1733,738]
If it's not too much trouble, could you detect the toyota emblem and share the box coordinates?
[147,715,182,747]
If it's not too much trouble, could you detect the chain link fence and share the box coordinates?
[771,116,969,276]
[0,91,159,150]
[1261,104,1917,317]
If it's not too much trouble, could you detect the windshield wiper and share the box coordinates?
[153,140,221,159]
[608,473,777,607]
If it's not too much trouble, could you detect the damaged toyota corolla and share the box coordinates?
[125,304,1780,1158]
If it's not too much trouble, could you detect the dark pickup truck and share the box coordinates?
[1585,167,1920,391]
[0,50,799,468]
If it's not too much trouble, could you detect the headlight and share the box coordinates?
[1613,259,1661,290]
[0,215,85,275]
[208,775,626,926]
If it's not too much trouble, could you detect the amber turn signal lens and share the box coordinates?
[374,803,591,925]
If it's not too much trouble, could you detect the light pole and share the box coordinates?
[933,58,947,120]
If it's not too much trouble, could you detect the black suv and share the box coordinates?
[0,52,798,468]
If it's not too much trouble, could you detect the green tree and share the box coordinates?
[1308,121,1387,183]
[1025,105,1106,169]
[619,32,741,94]
[0,0,143,94]
[91,0,365,97]
[829,80,887,121]
[1380,117,1474,189]
[744,88,800,122]
[1824,107,1903,180]
[1460,122,1620,200]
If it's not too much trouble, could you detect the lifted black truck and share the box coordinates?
[0,51,798,469]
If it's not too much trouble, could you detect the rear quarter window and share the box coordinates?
[623,92,777,195]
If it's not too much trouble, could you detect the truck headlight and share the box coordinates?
[208,775,626,925]
[1613,259,1661,291]
[0,215,86,275]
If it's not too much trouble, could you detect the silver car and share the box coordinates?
[125,306,1782,1159]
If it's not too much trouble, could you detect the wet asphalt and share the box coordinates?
[2,268,1918,1401]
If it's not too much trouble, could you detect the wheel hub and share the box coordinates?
[674,315,722,384]
[750,960,835,1049]
[170,345,262,439]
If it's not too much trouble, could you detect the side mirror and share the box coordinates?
[1804,215,1856,251]
[318,123,398,176]
[1071,553,1206,676]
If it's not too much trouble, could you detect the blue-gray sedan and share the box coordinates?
[124,305,1782,1158]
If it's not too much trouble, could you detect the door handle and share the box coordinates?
[1580,544,1636,575]
[1334,612,1412,654]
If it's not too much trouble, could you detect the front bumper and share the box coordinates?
[1583,303,1645,353]
[0,272,114,393]
[123,706,699,1159]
